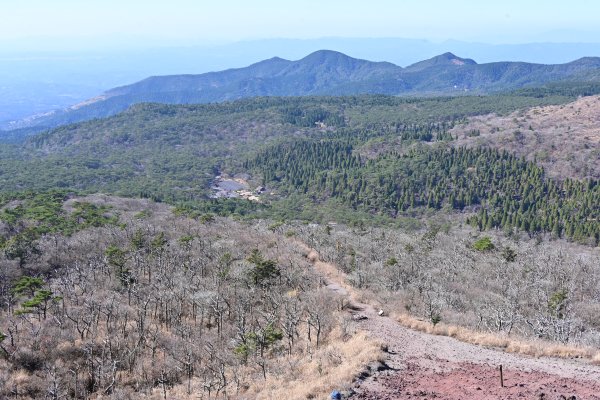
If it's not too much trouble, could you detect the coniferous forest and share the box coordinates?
[1,92,597,244]
[247,142,599,244]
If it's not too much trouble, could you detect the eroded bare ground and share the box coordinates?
[354,360,600,400]
[304,246,600,399]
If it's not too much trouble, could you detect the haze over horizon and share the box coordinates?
[2,0,600,52]
[2,0,600,124]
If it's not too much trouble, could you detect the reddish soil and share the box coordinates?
[349,307,600,400]
[354,359,600,399]
[303,245,600,400]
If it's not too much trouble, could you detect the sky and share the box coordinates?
[2,0,600,50]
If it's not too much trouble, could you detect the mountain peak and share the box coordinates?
[406,52,477,71]
[299,50,358,63]
[567,56,600,67]
[294,50,397,72]
[439,51,458,57]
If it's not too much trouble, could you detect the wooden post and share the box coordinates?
[499,364,504,388]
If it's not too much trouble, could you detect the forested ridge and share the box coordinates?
[0,93,598,247]
[0,93,580,198]
[0,93,597,243]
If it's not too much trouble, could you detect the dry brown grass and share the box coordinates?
[393,312,600,363]
[150,329,383,400]
[307,242,599,367]
[243,330,383,400]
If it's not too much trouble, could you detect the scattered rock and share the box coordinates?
[372,361,392,372]
[352,314,368,321]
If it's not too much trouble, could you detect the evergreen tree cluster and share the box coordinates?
[282,106,345,127]
[0,191,119,266]
[394,122,454,142]
[248,141,599,244]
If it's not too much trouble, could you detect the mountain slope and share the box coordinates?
[450,95,600,180]
[81,51,600,102]
[0,94,583,201]
[105,50,398,98]
[9,50,600,131]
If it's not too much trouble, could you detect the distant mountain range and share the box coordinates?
[5,50,600,131]
[4,37,600,126]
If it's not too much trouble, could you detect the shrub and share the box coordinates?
[473,236,495,251]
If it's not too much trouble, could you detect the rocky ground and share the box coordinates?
[305,247,600,400]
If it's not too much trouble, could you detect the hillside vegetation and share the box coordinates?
[292,222,600,348]
[1,194,599,398]
[0,83,600,399]
[247,143,599,244]
[0,94,576,195]
[0,195,379,399]
[0,94,598,245]
[451,95,600,180]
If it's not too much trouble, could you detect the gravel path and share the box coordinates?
[303,246,600,399]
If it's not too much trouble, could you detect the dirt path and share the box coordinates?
[303,246,600,399]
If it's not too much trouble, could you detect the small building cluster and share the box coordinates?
[210,176,265,202]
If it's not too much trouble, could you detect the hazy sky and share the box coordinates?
[1,0,599,49]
